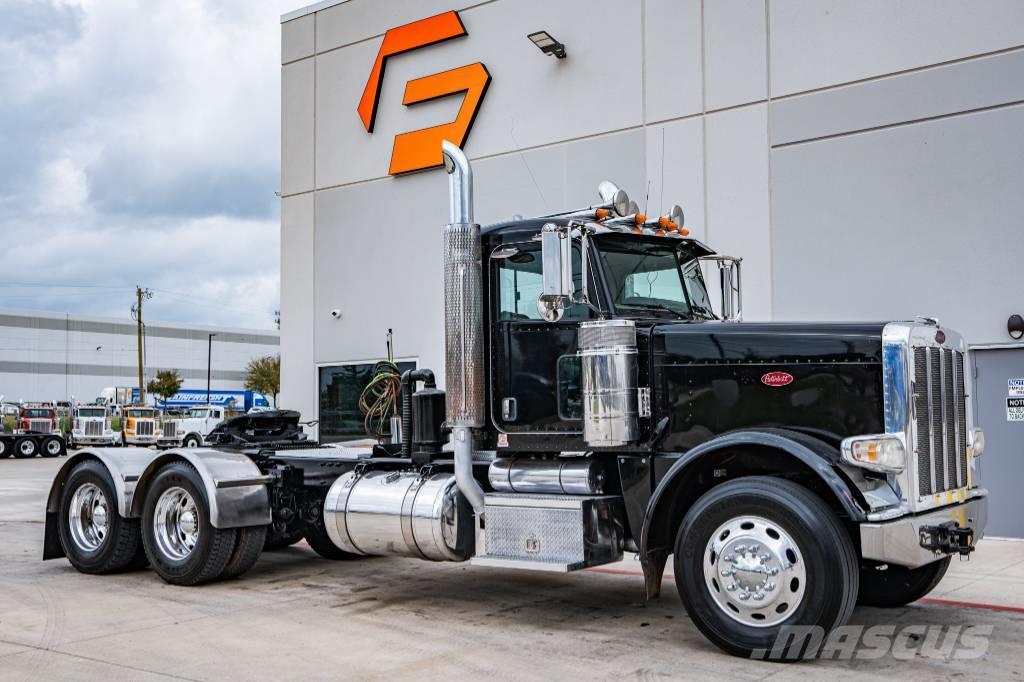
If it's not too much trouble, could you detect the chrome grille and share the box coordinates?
[136,420,154,436]
[29,419,52,432]
[163,421,177,438]
[912,345,968,498]
[84,421,103,436]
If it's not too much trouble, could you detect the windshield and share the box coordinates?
[188,408,210,419]
[597,236,715,319]
[23,409,54,418]
[77,408,106,418]
[126,409,154,418]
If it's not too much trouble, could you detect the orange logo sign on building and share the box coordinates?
[357,10,491,175]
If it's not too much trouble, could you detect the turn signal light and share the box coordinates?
[840,434,905,474]
[679,228,690,236]
[657,217,678,230]
[634,214,647,224]
[594,208,610,220]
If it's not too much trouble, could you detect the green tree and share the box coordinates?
[245,354,281,407]
[146,369,183,406]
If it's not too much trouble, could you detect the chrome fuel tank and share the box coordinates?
[323,470,473,561]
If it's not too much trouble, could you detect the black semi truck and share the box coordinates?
[43,142,988,659]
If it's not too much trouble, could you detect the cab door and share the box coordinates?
[490,239,595,436]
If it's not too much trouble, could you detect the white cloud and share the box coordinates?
[0,0,299,329]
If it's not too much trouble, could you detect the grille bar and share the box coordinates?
[912,343,970,501]
[85,421,103,436]
[136,421,154,436]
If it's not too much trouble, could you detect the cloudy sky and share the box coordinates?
[0,0,298,330]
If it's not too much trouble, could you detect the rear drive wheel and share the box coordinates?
[674,476,858,660]
[264,526,304,550]
[0,438,10,458]
[13,437,37,458]
[141,462,237,585]
[221,525,268,579]
[857,557,951,607]
[42,436,63,458]
[58,460,144,573]
[303,512,361,560]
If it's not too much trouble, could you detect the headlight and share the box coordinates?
[841,434,906,474]
[970,428,985,458]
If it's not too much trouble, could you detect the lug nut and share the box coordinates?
[724,554,736,563]
[734,544,746,552]
[721,568,734,577]
[726,583,738,591]
[748,544,760,553]
[769,567,779,576]
[739,592,751,601]
[759,554,771,562]
[754,591,765,601]
[765,581,776,591]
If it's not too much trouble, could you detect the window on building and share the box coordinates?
[318,361,416,443]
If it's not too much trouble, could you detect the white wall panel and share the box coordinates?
[282,14,315,64]
[316,0,481,53]
[280,194,316,416]
[643,0,702,123]
[281,59,315,195]
[705,104,771,320]
[704,0,767,110]
[770,0,1024,97]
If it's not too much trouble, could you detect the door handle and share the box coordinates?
[502,397,517,421]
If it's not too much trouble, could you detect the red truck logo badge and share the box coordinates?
[357,10,491,175]
[761,371,794,387]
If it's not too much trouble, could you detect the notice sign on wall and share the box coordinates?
[1008,397,1024,422]
[1009,378,1024,397]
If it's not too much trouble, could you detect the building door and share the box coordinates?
[971,346,1024,538]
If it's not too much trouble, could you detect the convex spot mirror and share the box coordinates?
[538,223,571,322]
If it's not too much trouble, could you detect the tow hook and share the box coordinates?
[919,521,975,558]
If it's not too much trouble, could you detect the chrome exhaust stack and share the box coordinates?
[441,140,486,514]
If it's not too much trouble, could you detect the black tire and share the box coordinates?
[857,557,950,607]
[41,436,64,458]
[674,476,859,660]
[221,525,268,579]
[264,527,304,550]
[303,512,361,560]
[58,460,144,574]
[13,437,38,458]
[183,434,201,448]
[141,462,237,586]
[0,438,10,458]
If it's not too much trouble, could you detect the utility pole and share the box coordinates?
[131,287,153,405]
[206,333,216,406]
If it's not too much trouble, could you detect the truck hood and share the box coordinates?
[650,321,886,363]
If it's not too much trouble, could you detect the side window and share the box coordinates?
[496,245,589,321]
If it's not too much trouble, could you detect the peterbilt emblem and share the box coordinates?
[935,330,946,344]
[761,372,794,387]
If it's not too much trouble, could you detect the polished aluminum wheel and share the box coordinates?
[68,483,109,552]
[45,439,62,456]
[153,486,200,561]
[703,515,806,627]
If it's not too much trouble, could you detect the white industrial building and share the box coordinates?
[279,0,1024,535]
[0,309,279,405]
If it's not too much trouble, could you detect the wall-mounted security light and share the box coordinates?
[528,31,566,59]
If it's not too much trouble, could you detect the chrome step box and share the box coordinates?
[471,493,624,572]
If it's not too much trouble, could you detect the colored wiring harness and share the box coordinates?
[358,360,401,439]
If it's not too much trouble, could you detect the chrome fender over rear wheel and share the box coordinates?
[673,476,859,660]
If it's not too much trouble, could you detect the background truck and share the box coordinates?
[156,390,270,413]
[158,405,227,448]
[69,405,119,448]
[0,404,66,458]
[43,143,989,660]
[120,406,162,446]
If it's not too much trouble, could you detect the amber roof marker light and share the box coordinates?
[528,31,567,59]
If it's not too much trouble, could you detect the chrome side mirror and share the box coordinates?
[538,223,572,322]
[698,255,743,321]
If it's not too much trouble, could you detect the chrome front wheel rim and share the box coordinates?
[703,515,807,628]
[68,483,109,552]
[46,439,62,455]
[154,486,200,561]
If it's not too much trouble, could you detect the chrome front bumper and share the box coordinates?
[860,494,988,568]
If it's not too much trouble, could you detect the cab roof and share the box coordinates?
[481,217,716,257]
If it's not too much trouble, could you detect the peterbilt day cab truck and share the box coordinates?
[120,406,162,446]
[0,405,67,458]
[69,405,119,448]
[157,405,227,448]
[43,143,988,659]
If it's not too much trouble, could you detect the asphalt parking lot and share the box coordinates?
[2,456,1023,681]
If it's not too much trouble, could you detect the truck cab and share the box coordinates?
[70,405,117,447]
[18,405,60,436]
[121,406,161,446]
[158,405,226,448]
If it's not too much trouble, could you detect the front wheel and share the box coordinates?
[141,462,237,585]
[183,435,201,448]
[674,476,858,660]
[857,557,951,607]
